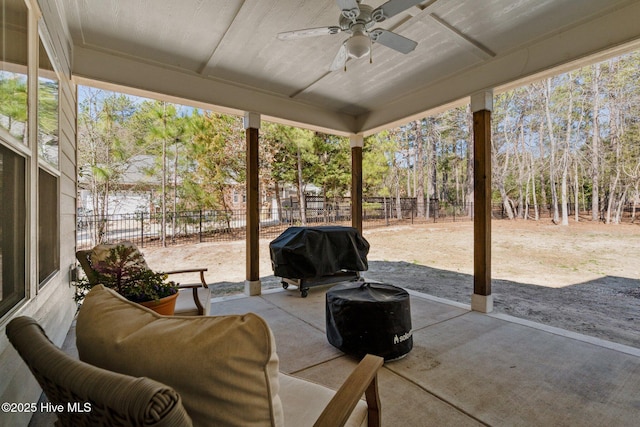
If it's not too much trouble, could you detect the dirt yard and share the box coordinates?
[141,220,640,348]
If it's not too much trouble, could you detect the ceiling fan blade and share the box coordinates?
[373,0,425,22]
[330,43,348,71]
[277,26,341,41]
[370,29,417,54]
[336,0,361,21]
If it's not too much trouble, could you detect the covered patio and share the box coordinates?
[3,0,640,425]
[40,286,639,426]
[207,287,640,426]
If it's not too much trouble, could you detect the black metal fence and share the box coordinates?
[77,197,465,249]
[77,199,638,249]
[491,201,639,223]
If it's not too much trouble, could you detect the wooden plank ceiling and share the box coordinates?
[60,0,640,135]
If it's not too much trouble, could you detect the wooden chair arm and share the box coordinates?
[165,268,208,275]
[165,269,209,315]
[165,269,208,288]
[313,354,384,427]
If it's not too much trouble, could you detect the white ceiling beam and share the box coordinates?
[197,0,247,75]
[428,13,496,60]
[72,45,357,136]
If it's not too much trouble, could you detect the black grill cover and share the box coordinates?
[326,282,413,361]
[269,226,369,279]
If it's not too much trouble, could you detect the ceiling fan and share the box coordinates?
[277,0,424,71]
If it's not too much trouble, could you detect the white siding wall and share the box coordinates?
[0,1,78,425]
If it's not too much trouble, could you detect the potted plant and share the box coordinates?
[74,244,179,315]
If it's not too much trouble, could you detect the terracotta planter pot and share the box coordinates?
[139,292,178,315]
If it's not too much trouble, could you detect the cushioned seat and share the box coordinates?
[278,375,368,427]
[76,285,383,427]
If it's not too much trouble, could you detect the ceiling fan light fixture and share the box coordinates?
[346,32,370,59]
[278,1,421,71]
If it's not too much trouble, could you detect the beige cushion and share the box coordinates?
[278,373,368,427]
[76,285,283,427]
[175,286,212,316]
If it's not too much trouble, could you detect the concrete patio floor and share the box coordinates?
[210,285,640,427]
[28,283,640,426]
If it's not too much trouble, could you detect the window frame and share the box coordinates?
[0,0,31,316]
[35,22,61,288]
[0,140,28,317]
[37,25,60,169]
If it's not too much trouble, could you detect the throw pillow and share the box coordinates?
[76,285,284,427]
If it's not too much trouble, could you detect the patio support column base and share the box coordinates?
[471,293,493,313]
[245,280,262,296]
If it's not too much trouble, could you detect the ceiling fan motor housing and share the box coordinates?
[339,4,377,33]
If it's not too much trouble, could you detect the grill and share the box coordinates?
[269,226,370,297]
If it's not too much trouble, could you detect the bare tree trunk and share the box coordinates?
[574,162,580,222]
[296,144,307,225]
[430,125,438,218]
[395,169,402,220]
[607,59,623,224]
[495,116,514,220]
[591,63,601,221]
[274,181,283,223]
[606,171,619,224]
[538,122,547,217]
[531,153,539,220]
[322,187,328,223]
[454,164,460,211]
[614,186,629,223]
[560,142,571,225]
[560,74,575,226]
[517,124,526,219]
[161,136,167,246]
[415,121,425,217]
[632,182,638,223]
[561,165,569,225]
[498,183,514,219]
[172,139,178,242]
[383,196,389,226]
[161,103,167,247]
[466,105,474,218]
[406,161,411,198]
[524,173,530,220]
[544,78,560,224]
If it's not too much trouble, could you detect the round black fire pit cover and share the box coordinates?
[326,282,412,361]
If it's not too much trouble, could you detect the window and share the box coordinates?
[37,31,60,286]
[1,0,29,316]
[0,0,29,145]
[0,144,26,317]
[38,168,59,285]
[38,35,59,167]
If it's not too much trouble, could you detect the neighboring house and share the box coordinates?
[78,155,161,215]
[78,155,274,215]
